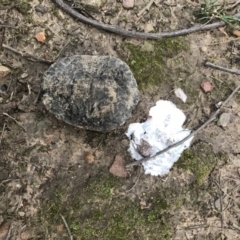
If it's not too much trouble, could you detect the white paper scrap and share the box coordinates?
[126,100,193,176]
[174,88,187,103]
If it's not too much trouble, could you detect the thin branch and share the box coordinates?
[0,123,6,145]
[53,0,240,39]
[226,0,240,10]
[55,40,70,60]
[126,165,142,192]
[5,223,12,240]
[126,63,240,167]
[137,0,155,17]
[205,61,240,75]
[0,25,17,29]
[60,214,73,240]
[232,223,240,231]
[3,113,26,132]
[2,44,53,64]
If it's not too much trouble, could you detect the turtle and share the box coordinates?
[41,55,140,132]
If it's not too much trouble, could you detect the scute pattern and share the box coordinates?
[41,55,140,131]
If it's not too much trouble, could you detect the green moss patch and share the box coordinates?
[16,0,31,14]
[122,38,187,92]
[176,142,223,186]
[35,143,228,239]
[39,173,172,239]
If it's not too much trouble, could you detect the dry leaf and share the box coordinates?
[0,65,11,79]
[201,81,213,92]
[174,88,187,102]
[109,155,128,178]
[137,139,152,157]
[122,0,135,9]
[218,27,228,37]
[35,32,46,42]
[84,152,94,163]
[56,224,64,232]
[20,231,32,240]
[232,29,240,37]
[0,221,10,239]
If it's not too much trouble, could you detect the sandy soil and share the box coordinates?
[0,0,240,239]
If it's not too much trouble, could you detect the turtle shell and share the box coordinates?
[41,55,140,131]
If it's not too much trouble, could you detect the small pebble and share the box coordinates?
[0,66,11,79]
[35,32,46,43]
[122,0,135,9]
[35,4,47,14]
[1,84,8,91]
[84,152,94,163]
[217,112,231,127]
[16,183,22,188]
[201,81,213,93]
[18,211,25,217]
[201,46,207,53]
[20,231,32,240]
[21,72,28,79]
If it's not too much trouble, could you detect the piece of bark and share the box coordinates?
[109,155,128,177]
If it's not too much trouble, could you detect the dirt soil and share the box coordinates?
[1,0,240,239]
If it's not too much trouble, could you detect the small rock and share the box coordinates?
[201,47,207,53]
[1,84,8,91]
[201,81,213,93]
[18,211,25,217]
[21,72,28,79]
[56,224,64,232]
[121,139,129,147]
[16,183,22,189]
[81,0,106,8]
[84,152,94,163]
[20,231,32,240]
[123,0,135,9]
[0,97,3,103]
[35,32,46,42]
[217,112,231,127]
[137,139,152,157]
[35,4,47,14]
[0,66,11,79]
[109,155,128,178]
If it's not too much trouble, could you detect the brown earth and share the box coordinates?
[0,0,240,239]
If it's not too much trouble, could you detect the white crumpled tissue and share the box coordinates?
[126,100,193,176]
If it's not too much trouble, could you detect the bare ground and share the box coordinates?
[1,0,240,239]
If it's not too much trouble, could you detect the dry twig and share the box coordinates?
[2,44,53,64]
[60,214,73,240]
[126,63,240,167]
[137,0,155,17]
[126,165,142,192]
[53,0,240,39]
[0,123,6,145]
[5,223,12,240]
[3,113,26,132]
[226,0,240,10]
[205,61,240,75]
[0,25,17,29]
[55,40,70,60]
